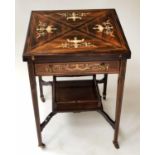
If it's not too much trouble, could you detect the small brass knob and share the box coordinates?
[100,63,109,71]
[45,65,53,72]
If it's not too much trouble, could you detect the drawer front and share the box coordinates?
[35,61,120,76]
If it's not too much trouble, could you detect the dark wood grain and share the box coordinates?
[113,60,127,149]
[27,61,45,147]
[54,80,102,112]
[23,9,131,62]
[34,61,119,76]
[23,9,131,149]
[38,76,45,102]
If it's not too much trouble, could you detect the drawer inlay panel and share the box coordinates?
[35,61,119,76]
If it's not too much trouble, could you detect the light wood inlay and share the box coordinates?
[35,61,120,76]
[23,9,131,60]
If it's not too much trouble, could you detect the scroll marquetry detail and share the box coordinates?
[93,19,115,37]
[36,21,57,39]
[58,37,96,48]
[46,63,109,72]
[57,12,89,22]
[23,10,131,57]
[35,61,120,76]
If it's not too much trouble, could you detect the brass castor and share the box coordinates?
[103,94,106,100]
[41,96,45,102]
[39,143,46,148]
[113,141,120,149]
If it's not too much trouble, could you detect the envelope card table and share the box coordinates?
[23,9,131,149]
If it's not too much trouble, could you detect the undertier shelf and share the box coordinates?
[54,80,102,112]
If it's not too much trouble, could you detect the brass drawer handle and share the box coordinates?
[45,65,53,72]
[100,63,109,71]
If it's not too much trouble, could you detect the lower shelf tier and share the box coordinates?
[53,80,102,112]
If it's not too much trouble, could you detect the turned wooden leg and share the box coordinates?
[28,62,45,147]
[39,76,45,102]
[103,74,108,100]
[113,60,126,149]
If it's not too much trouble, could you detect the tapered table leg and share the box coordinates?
[103,74,108,100]
[39,76,45,102]
[28,62,45,147]
[113,60,127,149]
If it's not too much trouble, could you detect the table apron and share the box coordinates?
[34,61,120,76]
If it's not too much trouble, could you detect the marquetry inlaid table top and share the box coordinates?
[23,9,131,62]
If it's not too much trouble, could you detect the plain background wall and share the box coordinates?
[15,0,139,155]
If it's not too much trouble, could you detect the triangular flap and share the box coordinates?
[31,30,118,54]
[79,14,123,48]
[42,10,107,27]
[29,13,72,49]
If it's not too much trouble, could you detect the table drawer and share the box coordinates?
[35,61,120,76]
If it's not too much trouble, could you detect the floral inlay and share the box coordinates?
[57,12,89,22]
[58,37,96,48]
[93,19,115,37]
[36,21,57,39]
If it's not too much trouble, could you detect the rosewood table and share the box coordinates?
[23,9,131,149]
